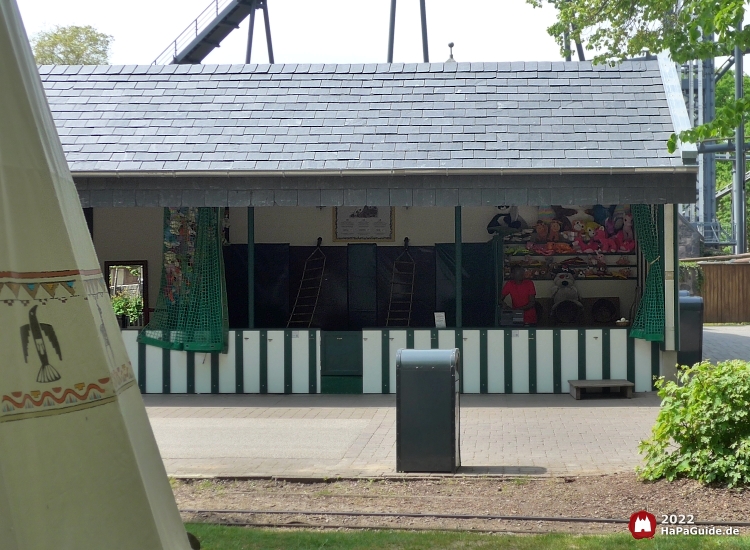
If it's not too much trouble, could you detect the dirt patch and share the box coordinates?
[174,474,750,534]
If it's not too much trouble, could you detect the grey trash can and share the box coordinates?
[678,290,704,367]
[396,349,461,473]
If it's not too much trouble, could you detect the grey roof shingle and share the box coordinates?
[40,60,687,174]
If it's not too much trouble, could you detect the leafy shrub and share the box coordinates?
[638,360,750,487]
[111,292,143,325]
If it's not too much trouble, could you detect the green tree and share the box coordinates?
[31,25,112,65]
[527,0,750,151]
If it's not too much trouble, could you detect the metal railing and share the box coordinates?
[152,0,236,65]
[694,221,736,245]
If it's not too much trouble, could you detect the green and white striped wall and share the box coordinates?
[122,328,660,394]
[122,330,321,394]
[363,328,660,394]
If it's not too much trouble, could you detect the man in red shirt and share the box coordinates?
[501,266,537,325]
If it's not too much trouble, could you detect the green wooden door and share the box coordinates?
[321,331,363,393]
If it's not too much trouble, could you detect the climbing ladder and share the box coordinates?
[288,238,326,328]
[153,0,273,65]
[386,238,416,327]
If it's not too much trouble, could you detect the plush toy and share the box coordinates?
[534,220,549,243]
[548,220,562,242]
[551,271,583,321]
[560,230,577,242]
[583,222,599,244]
[622,213,634,241]
[593,226,617,253]
[487,206,528,234]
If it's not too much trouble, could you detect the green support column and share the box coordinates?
[248,206,255,329]
[455,205,462,328]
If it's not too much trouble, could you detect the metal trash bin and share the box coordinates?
[396,349,460,473]
[678,290,704,367]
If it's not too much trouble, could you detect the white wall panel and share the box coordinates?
[560,330,579,393]
[511,330,529,393]
[218,337,236,393]
[389,330,407,394]
[462,330,480,393]
[413,330,432,350]
[170,350,188,394]
[122,330,139,380]
[438,330,455,350]
[487,330,505,393]
[291,330,310,394]
[635,339,654,392]
[242,331,260,393]
[362,330,382,394]
[267,330,285,393]
[195,353,212,394]
[536,330,554,393]
[610,329,628,381]
[586,329,603,380]
[145,344,162,393]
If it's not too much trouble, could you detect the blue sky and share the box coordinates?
[17,0,563,65]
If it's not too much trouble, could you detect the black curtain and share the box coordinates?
[435,243,494,328]
[222,244,249,329]
[255,244,289,328]
[289,246,348,330]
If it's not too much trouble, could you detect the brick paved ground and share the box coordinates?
[147,393,660,478]
[145,326,747,479]
[703,325,750,363]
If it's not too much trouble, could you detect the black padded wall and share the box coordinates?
[255,244,290,328]
[223,244,249,329]
[348,244,378,329]
[377,246,436,328]
[289,246,348,330]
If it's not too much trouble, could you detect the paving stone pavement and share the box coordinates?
[145,326,747,479]
[703,325,750,363]
[147,393,661,478]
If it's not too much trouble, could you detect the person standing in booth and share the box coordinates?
[501,266,537,326]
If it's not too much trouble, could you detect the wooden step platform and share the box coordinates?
[568,379,634,400]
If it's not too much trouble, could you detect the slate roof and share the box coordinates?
[38,60,691,175]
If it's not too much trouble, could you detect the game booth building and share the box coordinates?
[30,55,696,395]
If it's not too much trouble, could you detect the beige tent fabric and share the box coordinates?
[0,2,190,548]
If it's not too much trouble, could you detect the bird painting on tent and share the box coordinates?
[20,305,62,383]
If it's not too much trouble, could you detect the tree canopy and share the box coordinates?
[31,25,112,65]
[527,0,750,151]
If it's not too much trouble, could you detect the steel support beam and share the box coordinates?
[735,40,746,253]
[248,206,255,328]
[387,0,397,63]
[419,0,429,63]
[455,205,462,328]
[245,1,274,64]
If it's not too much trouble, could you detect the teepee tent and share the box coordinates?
[0,2,191,548]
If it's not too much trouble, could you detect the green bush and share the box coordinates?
[111,292,143,325]
[638,360,750,487]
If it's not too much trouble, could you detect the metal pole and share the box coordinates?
[735,39,746,253]
[387,0,397,62]
[419,0,429,62]
[455,206,462,328]
[262,1,274,64]
[245,6,256,64]
[248,207,255,328]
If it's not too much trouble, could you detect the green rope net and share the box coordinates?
[630,205,664,342]
[138,207,228,353]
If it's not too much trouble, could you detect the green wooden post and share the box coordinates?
[455,205,462,328]
[248,206,255,329]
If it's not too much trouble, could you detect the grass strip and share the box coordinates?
[185,523,750,549]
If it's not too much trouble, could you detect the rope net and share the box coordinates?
[138,207,228,352]
[629,204,664,342]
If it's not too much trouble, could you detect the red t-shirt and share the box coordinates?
[501,279,537,325]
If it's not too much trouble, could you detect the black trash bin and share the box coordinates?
[396,349,461,473]
[678,290,704,367]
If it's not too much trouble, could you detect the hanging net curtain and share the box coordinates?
[629,204,665,342]
[138,207,228,353]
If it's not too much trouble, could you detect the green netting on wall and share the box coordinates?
[630,204,664,342]
[138,207,228,353]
